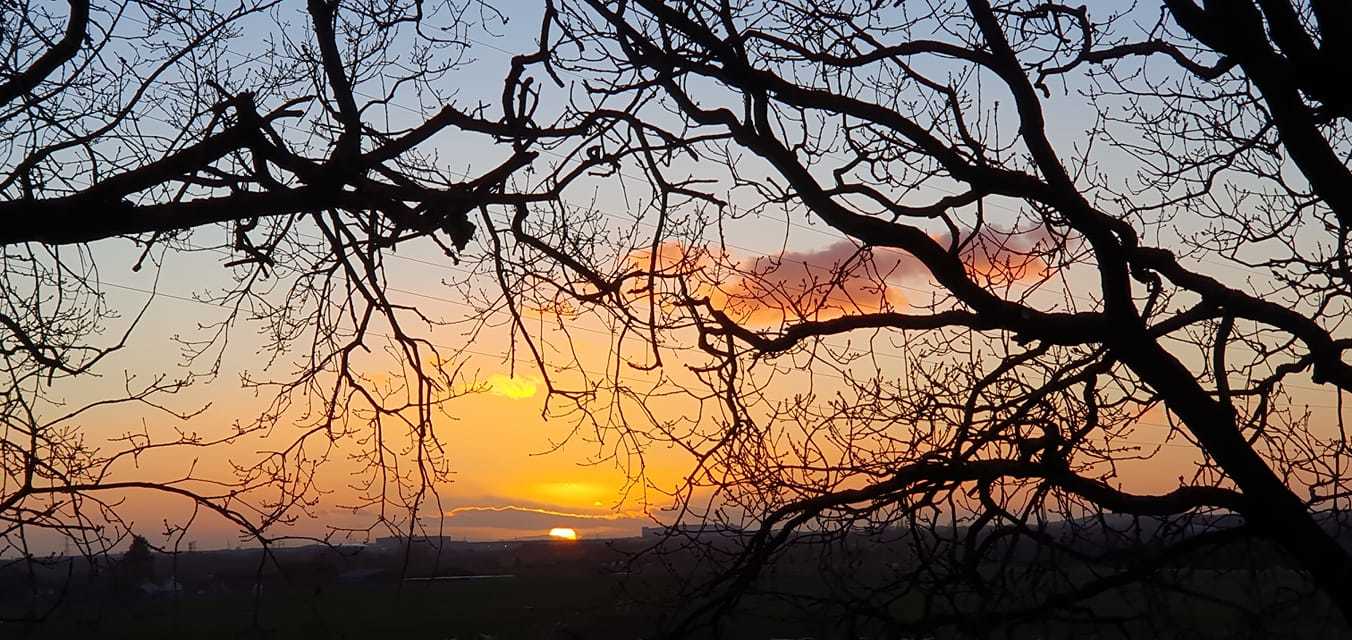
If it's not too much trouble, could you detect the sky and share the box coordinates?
[16,0,1349,554]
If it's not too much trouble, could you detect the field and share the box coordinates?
[3,536,1348,639]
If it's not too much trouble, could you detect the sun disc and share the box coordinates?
[548,527,578,540]
[488,373,537,399]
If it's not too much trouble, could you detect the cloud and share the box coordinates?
[627,225,1052,326]
[719,241,908,324]
[441,504,649,539]
[626,241,902,325]
[948,225,1053,285]
[445,504,635,521]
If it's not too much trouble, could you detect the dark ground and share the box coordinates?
[2,533,1348,639]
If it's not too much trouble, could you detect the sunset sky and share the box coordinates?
[60,210,1342,552]
[23,2,1347,556]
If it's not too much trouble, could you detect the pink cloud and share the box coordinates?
[627,225,1052,326]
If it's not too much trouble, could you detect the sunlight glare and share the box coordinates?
[548,527,578,540]
[488,373,537,399]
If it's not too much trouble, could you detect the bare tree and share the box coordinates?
[469,0,1352,635]
[9,0,1352,635]
[0,0,622,587]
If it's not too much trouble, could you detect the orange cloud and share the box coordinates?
[626,225,1051,326]
[716,242,908,324]
[951,226,1053,286]
[444,504,634,520]
[625,240,902,325]
[438,504,649,540]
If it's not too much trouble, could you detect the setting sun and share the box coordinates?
[548,527,578,540]
[488,373,538,399]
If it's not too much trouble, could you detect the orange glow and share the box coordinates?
[72,225,1065,552]
[533,481,609,506]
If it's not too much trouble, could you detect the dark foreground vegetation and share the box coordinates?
[3,520,1348,639]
